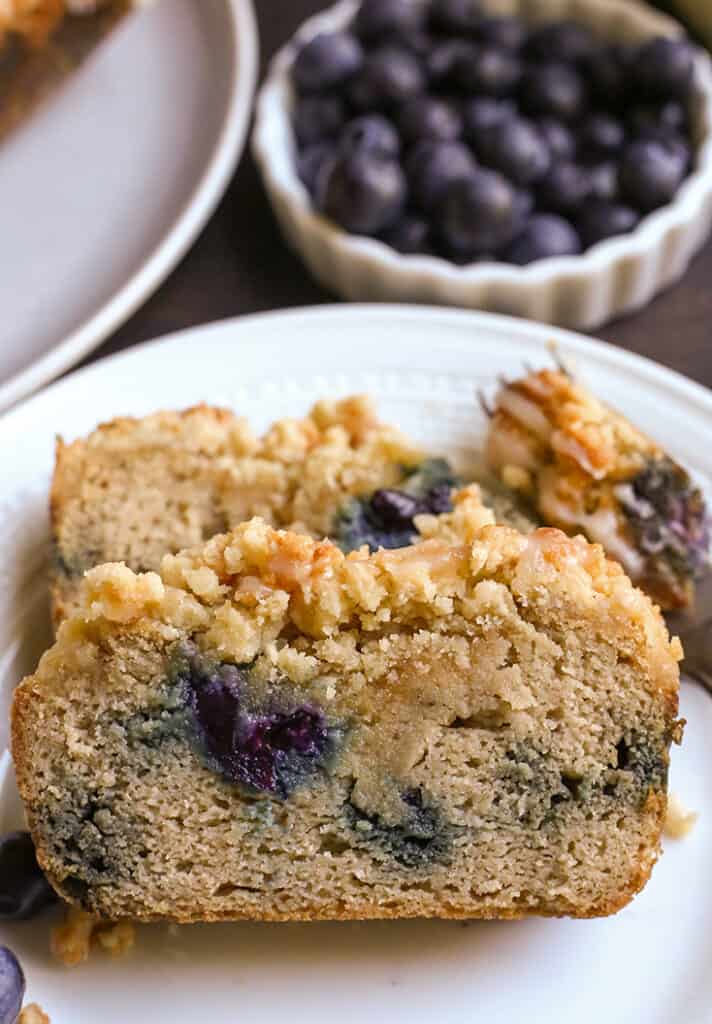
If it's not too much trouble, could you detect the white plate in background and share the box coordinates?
[1,305,711,1024]
[0,0,258,414]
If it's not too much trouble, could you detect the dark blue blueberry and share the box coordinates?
[0,831,58,921]
[475,115,550,185]
[293,95,345,147]
[505,214,582,264]
[429,0,483,35]
[346,786,456,868]
[526,20,596,64]
[292,31,363,94]
[426,39,473,86]
[318,151,406,235]
[578,112,625,160]
[340,114,401,159]
[397,96,462,143]
[391,26,434,58]
[381,213,432,254]
[348,45,426,110]
[463,96,515,142]
[0,946,24,1024]
[536,117,576,162]
[619,138,687,212]
[588,161,620,202]
[520,62,587,121]
[354,0,425,41]
[476,16,527,51]
[628,101,688,142]
[584,44,633,106]
[439,169,526,257]
[298,142,333,198]
[633,37,696,102]
[181,654,332,798]
[576,200,639,247]
[454,44,522,96]
[406,138,477,212]
[537,163,591,215]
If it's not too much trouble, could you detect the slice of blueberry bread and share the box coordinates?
[14,518,681,922]
[485,368,710,610]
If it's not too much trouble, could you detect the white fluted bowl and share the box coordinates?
[252,0,712,329]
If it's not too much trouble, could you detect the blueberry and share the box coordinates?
[526,20,596,64]
[476,16,527,51]
[439,169,526,257]
[463,97,515,141]
[292,32,363,94]
[588,161,620,202]
[520,63,587,121]
[182,653,333,798]
[341,114,400,158]
[454,45,522,96]
[429,0,483,35]
[319,151,406,234]
[634,37,696,102]
[537,162,591,214]
[578,112,625,160]
[354,0,425,40]
[397,96,462,143]
[585,44,632,106]
[391,26,433,57]
[293,95,344,146]
[577,200,639,247]
[0,831,58,921]
[505,214,582,264]
[381,214,432,254]
[0,947,24,1024]
[628,101,688,142]
[426,39,473,86]
[297,142,334,198]
[475,115,550,186]
[619,138,687,211]
[536,117,576,162]
[406,138,477,212]
[348,45,426,110]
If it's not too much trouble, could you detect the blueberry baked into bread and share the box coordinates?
[485,368,709,610]
[13,518,681,921]
[50,396,533,625]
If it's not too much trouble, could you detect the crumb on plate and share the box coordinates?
[664,792,698,839]
[51,906,135,967]
[19,1004,50,1024]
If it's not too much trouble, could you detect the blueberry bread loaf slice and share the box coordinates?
[14,518,680,922]
[485,368,709,610]
[50,396,424,625]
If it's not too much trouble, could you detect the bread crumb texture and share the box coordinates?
[664,792,698,839]
[15,517,680,923]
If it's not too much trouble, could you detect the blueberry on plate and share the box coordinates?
[588,161,620,202]
[429,0,483,35]
[297,142,335,197]
[577,199,639,247]
[341,114,401,159]
[526,20,596,64]
[406,138,477,212]
[535,117,576,162]
[292,32,364,94]
[397,96,463,144]
[318,151,406,235]
[354,0,425,40]
[463,97,515,141]
[475,115,550,186]
[476,16,527,52]
[454,44,522,96]
[292,95,345,147]
[381,214,432,254]
[634,37,696,102]
[348,45,426,110]
[0,946,25,1024]
[439,169,527,257]
[537,162,591,214]
[520,62,587,121]
[619,138,687,211]
[0,831,58,921]
[505,214,582,264]
[578,112,625,160]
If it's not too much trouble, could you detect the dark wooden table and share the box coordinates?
[87,0,712,388]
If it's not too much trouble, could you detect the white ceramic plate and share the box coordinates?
[0,0,258,414]
[1,305,711,1024]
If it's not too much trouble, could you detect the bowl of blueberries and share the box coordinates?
[252,0,712,328]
